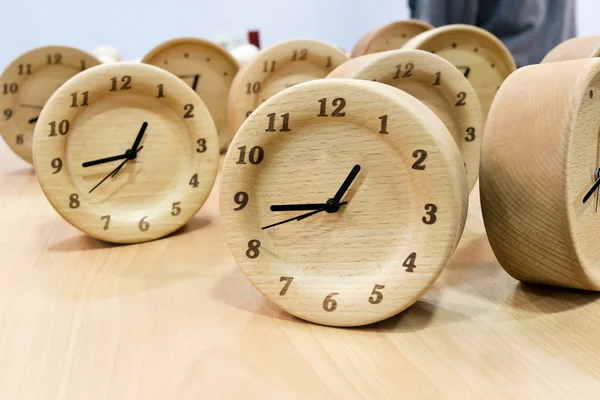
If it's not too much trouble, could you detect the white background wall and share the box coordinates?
[0,0,597,68]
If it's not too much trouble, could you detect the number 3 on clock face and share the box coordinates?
[220,79,468,327]
[32,63,219,244]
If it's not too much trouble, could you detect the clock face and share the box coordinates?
[351,19,433,57]
[142,38,239,151]
[220,79,468,326]
[228,39,349,136]
[567,73,600,275]
[329,49,483,190]
[0,46,101,163]
[403,24,516,118]
[33,63,220,244]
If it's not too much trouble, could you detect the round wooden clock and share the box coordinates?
[0,46,100,164]
[480,58,600,290]
[403,24,516,119]
[542,35,600,63]
[351,19,434,57]
[141,37,239,151]
[33,63,219,244]
[220,78,469,326]
[227,39,349,135]
[329,49,483,190]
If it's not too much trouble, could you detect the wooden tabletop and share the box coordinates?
[1,141,599,399]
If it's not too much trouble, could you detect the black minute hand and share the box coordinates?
[333,164,361,203]
[583,173,600,204]
[262,202,348,230]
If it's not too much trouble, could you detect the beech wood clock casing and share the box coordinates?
[220,78,468,326]
[403,24,516,119]
[0,46,100,163]
[228,39,349,136]
[351,19,434,57]
[142,37,239,151]
[481,58,600,290]
[33,62,219,244]
[329,49,483,190]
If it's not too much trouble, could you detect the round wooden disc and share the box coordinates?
[403,24,516,119]
[0,46,101,164]
[220,78,468,327]
[351,19,434,57]
[481,58,600,290]
[542,36,600,63]
[141,37,239,151]
[33,63,220,244]
[227,39,349,136]
[329,49,483,190]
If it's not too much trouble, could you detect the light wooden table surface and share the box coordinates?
[1,141,599,400]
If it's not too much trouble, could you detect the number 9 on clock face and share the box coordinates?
[33,63,219,244]
[220,79,468,327]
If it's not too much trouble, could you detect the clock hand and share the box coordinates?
[191,74,200,91]
[19,104,43,110]
[332,164,361,203]
[130,121,148,154]
[457,65,471,78]
[28,117,39,124]
[270,203,329,212]
[88,146,144,193]
[583,172,600,204]
[177,74,201,91]
[82,153,128,167]
[262,202,347,230]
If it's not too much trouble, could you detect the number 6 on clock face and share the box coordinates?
[32,63,219,244]
[220,79,468,327]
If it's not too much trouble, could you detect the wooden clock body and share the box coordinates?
[227,39,349,136]
[329,49,483,190]
[141,37,239,151]
[481,58,600,290]
[33,63,219,244]
[403,24,516,119]
[351,19,434,57]
[0,46,100,164]
[220,78,468,326]
[542,36,600,63]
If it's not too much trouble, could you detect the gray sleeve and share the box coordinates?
[409,0,577,66]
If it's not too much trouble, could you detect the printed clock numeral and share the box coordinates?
[265,113,291,132]
[246,239,261,258]
[236,146,264,165]
[403,252,417,272]
[422,204,438,225]
[279,277,294,296]
[233,192,248,211]
[323,293,339,312]
[70,91,89,107]
[317,97,346,117]
[2,83,18,94]
[109,75,132,91]
[368,284,385,304]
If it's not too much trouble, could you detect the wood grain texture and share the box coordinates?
[542,36,600,63]
[141,37,239,151]
[328,49,483,191]
[350,19,434,57]
[221,79,469,326]
[2,139,600,398]
[481,58,600,290]
[227,39,349,136]
[0,46,101,164]
[403,24,516,119]
[33,63,220,244]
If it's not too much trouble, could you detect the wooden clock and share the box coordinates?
[480,58,600,290]
[0,46,100,164]
[220,78,469,326]
[542,35,600,63]
[403,24,516,119]
[227,39,349,135]
[141,37,239,151]
[351,19,434,57]
[33,63,219,244]
[328,49,483,190]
